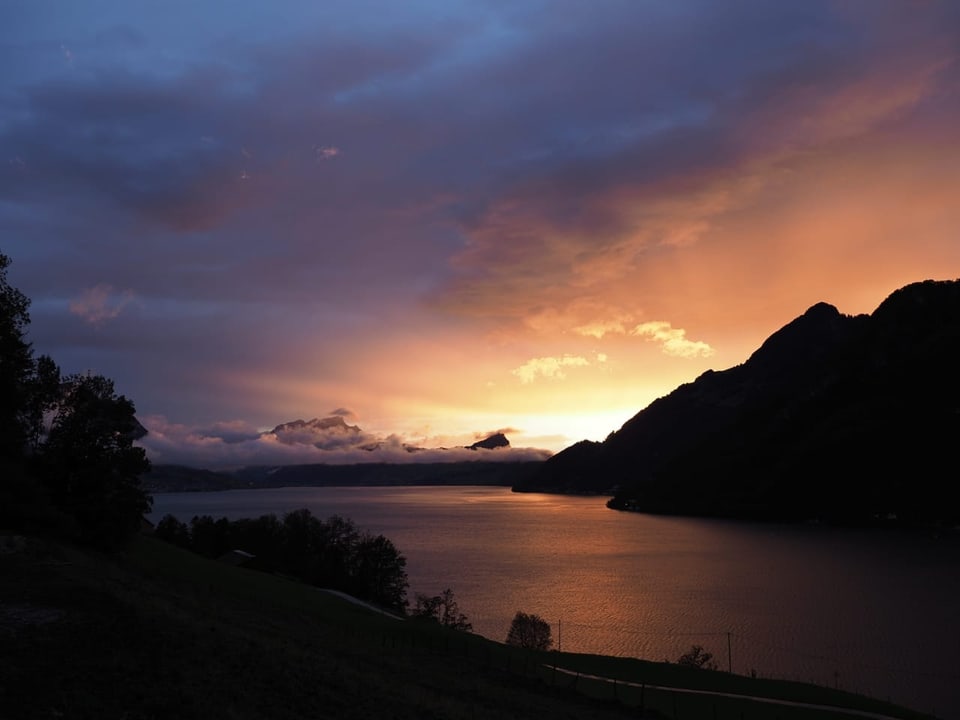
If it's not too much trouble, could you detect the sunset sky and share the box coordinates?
[2,1,959,468]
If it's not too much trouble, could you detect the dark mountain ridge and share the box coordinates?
[144,460,541,493]
[516,279,960,526]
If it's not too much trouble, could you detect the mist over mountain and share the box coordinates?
[516,279,960,526]
[142,421,547,491]
[269,416,365,448]
[138,409,551,471]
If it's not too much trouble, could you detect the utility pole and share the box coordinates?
[558,619,562,652]
[727,632,732,673]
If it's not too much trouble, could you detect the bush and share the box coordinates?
[677,644,716,670]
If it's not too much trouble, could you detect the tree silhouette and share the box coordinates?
[353,533,409,611]
[505,611,552,651]
[0,257,74,531]
[37,373,152,548]
[154,514,191,548]
[0,252,33,463]
[154,508,410,610]
[2,250,153,547]
[412,588,472,631]
[677,644,716,670]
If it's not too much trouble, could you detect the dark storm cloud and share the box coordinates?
[1,69,261,231]
[2,2,824,240]
[1,0,860,281]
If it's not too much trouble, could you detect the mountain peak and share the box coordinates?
[270,416,360,435]
[744,301,854,376]
[469,433,510,450]
[268,416,364,448]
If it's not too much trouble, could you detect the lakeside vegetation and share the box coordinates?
[154,509,411,612]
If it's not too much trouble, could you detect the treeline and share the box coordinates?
[154,508,409,612]
[1,251,151,549]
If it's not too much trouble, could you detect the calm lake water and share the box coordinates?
[149,486,960,718]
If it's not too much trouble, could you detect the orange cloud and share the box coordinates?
[511,354,591,384]
[632,321,715,359]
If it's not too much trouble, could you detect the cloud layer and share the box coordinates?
[138,415,551,469]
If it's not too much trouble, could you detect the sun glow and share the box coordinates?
[508,408,645,452]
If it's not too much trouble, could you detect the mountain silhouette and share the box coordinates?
[515,279,960,526]
[469,433,510,450]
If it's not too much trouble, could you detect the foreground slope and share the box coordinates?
[0,534,936,719]
[518,279,960,525]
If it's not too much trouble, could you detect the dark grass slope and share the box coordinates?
[0,534,937,720]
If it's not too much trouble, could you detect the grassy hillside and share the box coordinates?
[0,533,938,719]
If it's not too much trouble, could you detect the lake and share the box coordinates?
[149,486,960,718]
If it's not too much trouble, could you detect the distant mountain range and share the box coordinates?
[270,417,511,454]
[514,279,960,527]
[143,461,541,493]
[143,429,535,492]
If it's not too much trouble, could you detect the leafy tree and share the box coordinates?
[276,509,362,587]
[1,250,153,547]
[154,514,191,548]
[281,507,324,580]
[0,254,63,530]
[352,533,409,612]
[313,513,361,588]
[0,362,62,534]
[677,644,716,670]
[0,252,34,465]
[23,354,62,451]
[153,508,410,611]
[505,611,552,651]
[188,515,232,557]
[38,373,152,548]
[412,588,472,631]
[229,513,285,569]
